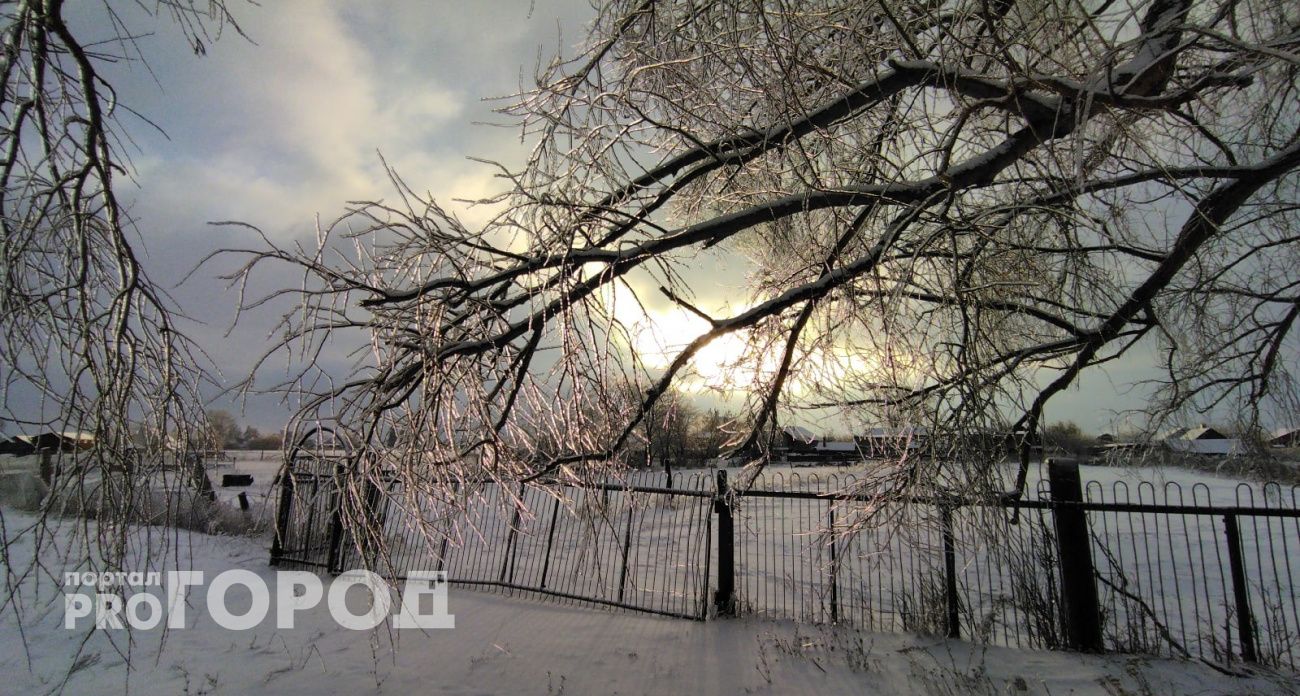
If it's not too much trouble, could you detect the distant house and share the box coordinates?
[778,426,817,454]
[1158,425,1224,441]
[0,431,94,455]
[934,427,1037,457]
[816,439,859,454]
[775,427,870,465]
[1159,425,1239,456]
[1270,428,1300,447]
[856,426,930,459]
[0,437,33,456]
[1089,432,1147,457]
[808,438,861,465]
[1087,433,1117,456]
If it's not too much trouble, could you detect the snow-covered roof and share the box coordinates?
[815,441,858,452]
[782,426,816,444]
[1158,425,1226,441]
[859,426,929,439]
[1183,426,1226,440]
[13,431,95,445]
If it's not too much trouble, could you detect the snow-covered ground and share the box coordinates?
[1,507,1296,695]
[3,456,1299,693]
[204,451,284,516]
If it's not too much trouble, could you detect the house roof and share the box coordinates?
[1184,426,1227,440]
[1158,425,1227,441]
[859,426,929,439]
[782,426,816,444]
[6,431,96,452]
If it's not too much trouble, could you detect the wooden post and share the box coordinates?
[39,451,53,486]
[1048,460,1103,652]
[1223,514,1259,663]
[713,469,736,616]
[188,451,216,502]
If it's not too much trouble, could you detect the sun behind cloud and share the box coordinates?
[603,281,764,391]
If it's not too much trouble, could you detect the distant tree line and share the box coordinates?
[204,410,283,450]
[1042,422,1096,456]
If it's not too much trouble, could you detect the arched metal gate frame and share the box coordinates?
[269,425,376,572]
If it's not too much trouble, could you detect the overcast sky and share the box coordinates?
[53,0,1171,436]
[53,1,596,431]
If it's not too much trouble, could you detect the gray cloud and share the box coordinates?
[56,1,595,429]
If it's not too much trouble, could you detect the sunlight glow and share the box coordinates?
[605,282,758,392]
[604,281,892,396]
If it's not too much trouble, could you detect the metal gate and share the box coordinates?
[270,459,716,619]
[269,427,358,572]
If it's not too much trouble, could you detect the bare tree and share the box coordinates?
[690,409,732,465]
[228,0,1300,514]
[205,409,240,450]
[0,0,247,642]
[1043,421,1094,457]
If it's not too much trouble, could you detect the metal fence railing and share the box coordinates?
[728,471,1065,648]
[271,457,1300,671]
[726,468,1300,670]
[1077,479,1300,666]
[273,469,715,620]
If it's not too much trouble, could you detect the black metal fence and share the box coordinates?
[272,462,715,620]
[727,469,1075,650]
[1076,478,1300,666]
[724,465,1300,670]
[271,456,1300,670]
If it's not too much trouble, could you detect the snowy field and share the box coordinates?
[1,506,1296,695]
[204,451,285,518]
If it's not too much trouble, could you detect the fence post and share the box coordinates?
[435,479,460,575]
[1048,460,1103,652]
[358,461,385,572]
[941,504,961,639]
[500,482,525,583]
[538,495,562,590]
[618,497,636,603]
[325,459,347,574]
[828,504,839,624]
[269,456,296,566]
[1223,514,1259,663]
[714,469,736,616]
